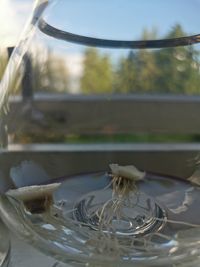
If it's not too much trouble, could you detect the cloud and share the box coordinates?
[0,0,33,46]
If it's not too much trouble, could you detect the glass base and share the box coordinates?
[74,189,166,236]
[2,171,200,266]
[0,220,10,267]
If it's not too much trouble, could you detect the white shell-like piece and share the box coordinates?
[109,164,145,181]
[6,183,61,202]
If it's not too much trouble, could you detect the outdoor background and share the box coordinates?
[1,0,200,144]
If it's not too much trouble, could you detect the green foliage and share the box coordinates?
[114,52,137,93]
[0,48,22,95]
[81,24,200,95]
[130,49,160,93]
[0,48,8,81]
[80,48,113,94]
[2,24,200,96]
[155,25,200,94]
[32,48,70,93]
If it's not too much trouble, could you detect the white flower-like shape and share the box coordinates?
[7,183,61,202]
[109,164,145,181]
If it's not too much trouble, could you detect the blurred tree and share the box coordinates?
[133,29,160,93]
[80,48,113,94]
[114,51,137,93]
[115,25,200,94]
[114,28,160,93]
[134,50,160,93]
[0,47,8,80]
[155,24,200,94]
[33,48,70,93]
[0,47,22,95]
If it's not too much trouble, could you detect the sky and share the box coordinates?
[0,0,33,46]
[1,0,200,92]
[47,0,200,40]
[1,0,200,47]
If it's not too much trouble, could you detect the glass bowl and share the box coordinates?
[0,219,10,267]
[1,1,200,266]
[0,161,200,266]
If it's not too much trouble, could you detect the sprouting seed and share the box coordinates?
[97,164,145,231]
[6,183,61,214]
[86,164,145,255]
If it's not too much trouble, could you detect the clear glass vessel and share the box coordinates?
[0,220,10,267]
[1,0,200,266]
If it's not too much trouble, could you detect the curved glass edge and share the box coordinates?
[38,18,200,49]
[0,185,200,266]
[0,219,10,267]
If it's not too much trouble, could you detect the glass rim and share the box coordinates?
[0,219,10,267]
[38,18,200,49]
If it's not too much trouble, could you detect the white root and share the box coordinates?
[87,165,146,256]
[95,164,145,229]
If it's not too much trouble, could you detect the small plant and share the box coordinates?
[6,183,61,213]
[86,164,145,257]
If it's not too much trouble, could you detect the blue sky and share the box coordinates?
[1,0,200,47]
[1,0,200,93]
[46,0,200,40]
